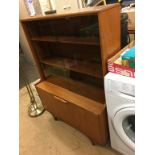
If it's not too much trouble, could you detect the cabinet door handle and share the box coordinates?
[53,96,67,103]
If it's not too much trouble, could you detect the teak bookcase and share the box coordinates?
[21,4,120,145]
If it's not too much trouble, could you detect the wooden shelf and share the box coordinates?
[46,75,104,104]
[41,57,103,78]
[31,36,99,45]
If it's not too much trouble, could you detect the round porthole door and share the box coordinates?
[113,105,135,151]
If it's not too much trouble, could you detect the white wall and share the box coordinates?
[51,0,79,12]
[19,0,35,63]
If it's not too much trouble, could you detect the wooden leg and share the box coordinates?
[91,140,95,145]
[53,116,58,121]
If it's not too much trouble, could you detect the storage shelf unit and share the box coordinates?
[21,4,120,145]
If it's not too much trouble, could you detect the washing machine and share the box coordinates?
[104,73,135,155]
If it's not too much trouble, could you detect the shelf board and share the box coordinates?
[31,36,99,45]
[46,75,105,104]
[40,57,103,78]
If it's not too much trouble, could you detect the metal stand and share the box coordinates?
[20,61,45,117]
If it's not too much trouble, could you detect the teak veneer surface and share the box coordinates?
[36,80,105,115]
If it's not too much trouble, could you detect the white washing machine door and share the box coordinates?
[113,105,135,151]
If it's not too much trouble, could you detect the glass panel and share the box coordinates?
[26,15,99,39]
[122,115,135,142]
[33,41,103,78]
[40,58,104,103]
[33,42,104,102]
[28,14,104,103]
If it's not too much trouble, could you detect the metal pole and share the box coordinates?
[19,61,45,117]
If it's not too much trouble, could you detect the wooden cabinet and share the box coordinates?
[21,4,120,145]
[36,80,108,144]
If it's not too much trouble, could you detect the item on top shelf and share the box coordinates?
[114,57,122,65]
[39,0,52,15]
[122,46,135,68]
[108,41,135,78]
[24,0,36,16]
[114,46,135,69]
[45,10,56,15]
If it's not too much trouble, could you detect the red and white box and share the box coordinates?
[108,41,135,78]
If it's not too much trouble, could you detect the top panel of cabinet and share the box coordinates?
[20,4,120,22]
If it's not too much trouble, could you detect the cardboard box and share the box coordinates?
[108,41,135,78]
[122,7,135,31]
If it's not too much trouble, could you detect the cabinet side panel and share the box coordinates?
[98,5,121,76]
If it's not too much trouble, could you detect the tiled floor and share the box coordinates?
[19,87,119,155]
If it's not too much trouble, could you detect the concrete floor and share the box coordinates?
[19,86,119,155]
